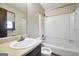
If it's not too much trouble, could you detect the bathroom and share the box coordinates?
[0,3,79,56]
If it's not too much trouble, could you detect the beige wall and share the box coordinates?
[0,3,27,36]
[45,4,78,16]
[27,3,44,38]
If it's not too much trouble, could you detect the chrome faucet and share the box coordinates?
[17,36,24,42]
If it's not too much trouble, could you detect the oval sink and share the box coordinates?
[9,38,36,49]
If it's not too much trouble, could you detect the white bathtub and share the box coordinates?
[42,42,79,56]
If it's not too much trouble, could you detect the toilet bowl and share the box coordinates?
[41,47,52,56]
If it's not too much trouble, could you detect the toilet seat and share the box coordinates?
[41,47,52,56]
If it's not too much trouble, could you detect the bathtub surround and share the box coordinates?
[44,4,79,56]
[42,43,79,56]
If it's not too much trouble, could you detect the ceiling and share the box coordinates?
[6,3,27,13]
[40,3,70,11]
[5,3,70,13]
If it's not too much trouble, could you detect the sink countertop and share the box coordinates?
[0,38,42,56]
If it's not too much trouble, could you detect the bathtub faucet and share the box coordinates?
[42,34,46,40]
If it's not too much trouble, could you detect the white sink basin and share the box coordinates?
[9,38,36,49]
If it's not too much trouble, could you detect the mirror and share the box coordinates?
[0,3,27,38]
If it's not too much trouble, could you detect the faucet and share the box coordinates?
[42,34,46,40]
[17,36,24,42]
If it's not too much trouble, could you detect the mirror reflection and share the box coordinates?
[0,3,27,38]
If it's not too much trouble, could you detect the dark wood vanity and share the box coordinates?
[25,44,41,56]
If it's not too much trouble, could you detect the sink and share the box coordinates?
[9,38,36,49]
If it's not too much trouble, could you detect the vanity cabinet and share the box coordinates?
[25,44,41,56]
[0,7,7,38]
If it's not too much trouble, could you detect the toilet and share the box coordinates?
[41,35,52,56]
[41,47,52,56]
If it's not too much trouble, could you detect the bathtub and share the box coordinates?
[42,42,79,56]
